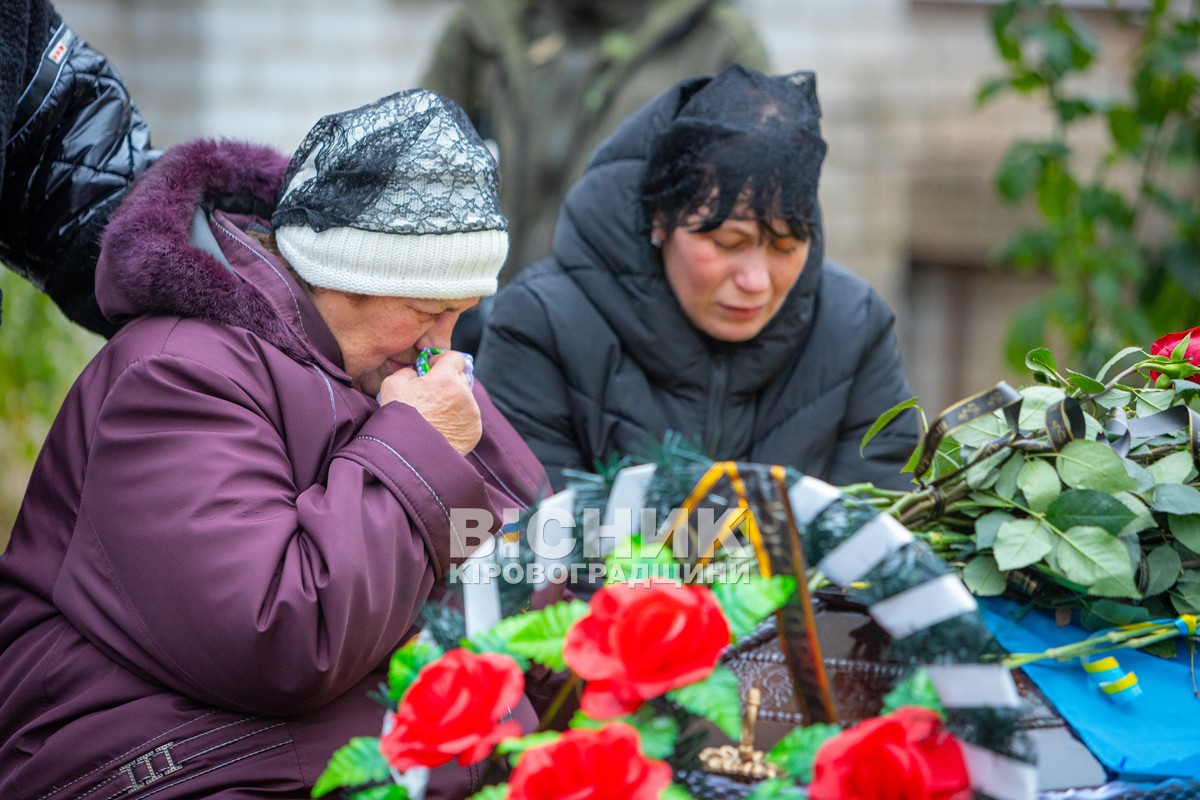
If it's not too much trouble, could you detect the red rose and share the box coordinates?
[380,649,524,771]
[508,723,672,800]
[1150,325,1200,383]
[563,581,730,718]
[808,707,971,800]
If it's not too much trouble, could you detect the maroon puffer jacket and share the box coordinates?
[0,139,548,799]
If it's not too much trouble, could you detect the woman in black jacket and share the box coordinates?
[477,65,919,491]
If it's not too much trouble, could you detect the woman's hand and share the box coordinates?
[379,352,482,455]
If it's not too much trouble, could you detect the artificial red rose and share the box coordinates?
[562,580,730,718]
[379,649,524,771]
[1149,325,1200,383]
[808,706,971,800]
[508,723,672,800]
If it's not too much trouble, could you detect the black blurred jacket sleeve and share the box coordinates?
[0,0,157,336]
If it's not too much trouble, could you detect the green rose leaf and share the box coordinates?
[1088,574,1141,599]
[469,600,589,671]
[1151,484,1200,516]
[1147,450,1197,485]
[1113,492,1156,538]
[350,786,412,800]
[667,665,741,741]
[994,518,1055,570]
[744,778,808,800]
[711,574,796,642]
[1017,458,1061,512]
[995,451,1025,500]
[1170,570,1200,615]
[1169,514,1200,552]
[1137,389,1177,417]
[1055,440,1137,492]
[1080,599,1151,631]
[967,450,1011,490]
[963,555,1007,596]
[1123,459,1157,493]
[1055,525,1136,588]
[1094,388,1133,411]
[861,397,921,453]
[974,511,1018,549]
[1065,369,1106,395]
[313,737,389,798]
[388,638,444,702]
[1018,386,1066,431]
[1144,544,1183,598]
[766,722,842,783]
[1045,489,1137,537]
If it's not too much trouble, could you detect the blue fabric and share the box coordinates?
[979,598,1200,781]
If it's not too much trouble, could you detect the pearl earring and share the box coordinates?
[650,233,662,248]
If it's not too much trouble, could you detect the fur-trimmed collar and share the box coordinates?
[95,138,311,359]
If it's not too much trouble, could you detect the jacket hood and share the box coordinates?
[95,138,310,360]
[550,73,826,395]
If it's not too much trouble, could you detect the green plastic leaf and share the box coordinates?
[1151,484,1200,516]
[667,665,741,741]
[1144,544,1183,598]
[994,518,1055,571]
[963,555,1007,596]
[1170,571,1200,615]
[1147,450,1197,485]
[313,737,389,798]
[661,785,700,800]
[1170,514,1200,552]
[975,511,1018,550]
[468,600,589,671]
[1055,440,1137,492]
[1055,526,1136,588]
[495,731,561,760]
[569,707,680,761]
[881,669,945,716]
[862,397,921,453]
[388,639,444,702]
[744,778,808,800]
[349,786,410,800]
[1017,458,1061,512]
[766,723,841,783]
[711,574,796,642]
[1045,489,1137,537]
[466,785,510,800]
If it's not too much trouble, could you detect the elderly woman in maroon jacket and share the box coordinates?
[0,91,547,799]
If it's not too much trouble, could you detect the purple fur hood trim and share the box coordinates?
[95,138,306,358]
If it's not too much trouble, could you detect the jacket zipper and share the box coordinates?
[704,353,728,457]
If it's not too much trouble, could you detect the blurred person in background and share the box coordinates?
[477,65,920,491]
[422,0,770,352]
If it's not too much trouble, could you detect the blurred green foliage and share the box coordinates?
[981,0,1200,373]
[0,271,101,547]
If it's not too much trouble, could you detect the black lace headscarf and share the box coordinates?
[640,65,827,243]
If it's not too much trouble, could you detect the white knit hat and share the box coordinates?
[272,90,508,299]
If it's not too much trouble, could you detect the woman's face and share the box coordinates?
[655,213,811,342]
[311,290,479,396]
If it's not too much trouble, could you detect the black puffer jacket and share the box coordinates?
[0,0,155,335]
[477,74,919,490]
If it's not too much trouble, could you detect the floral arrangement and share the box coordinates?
[313,573,975,800]
[851,328,1200,646]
